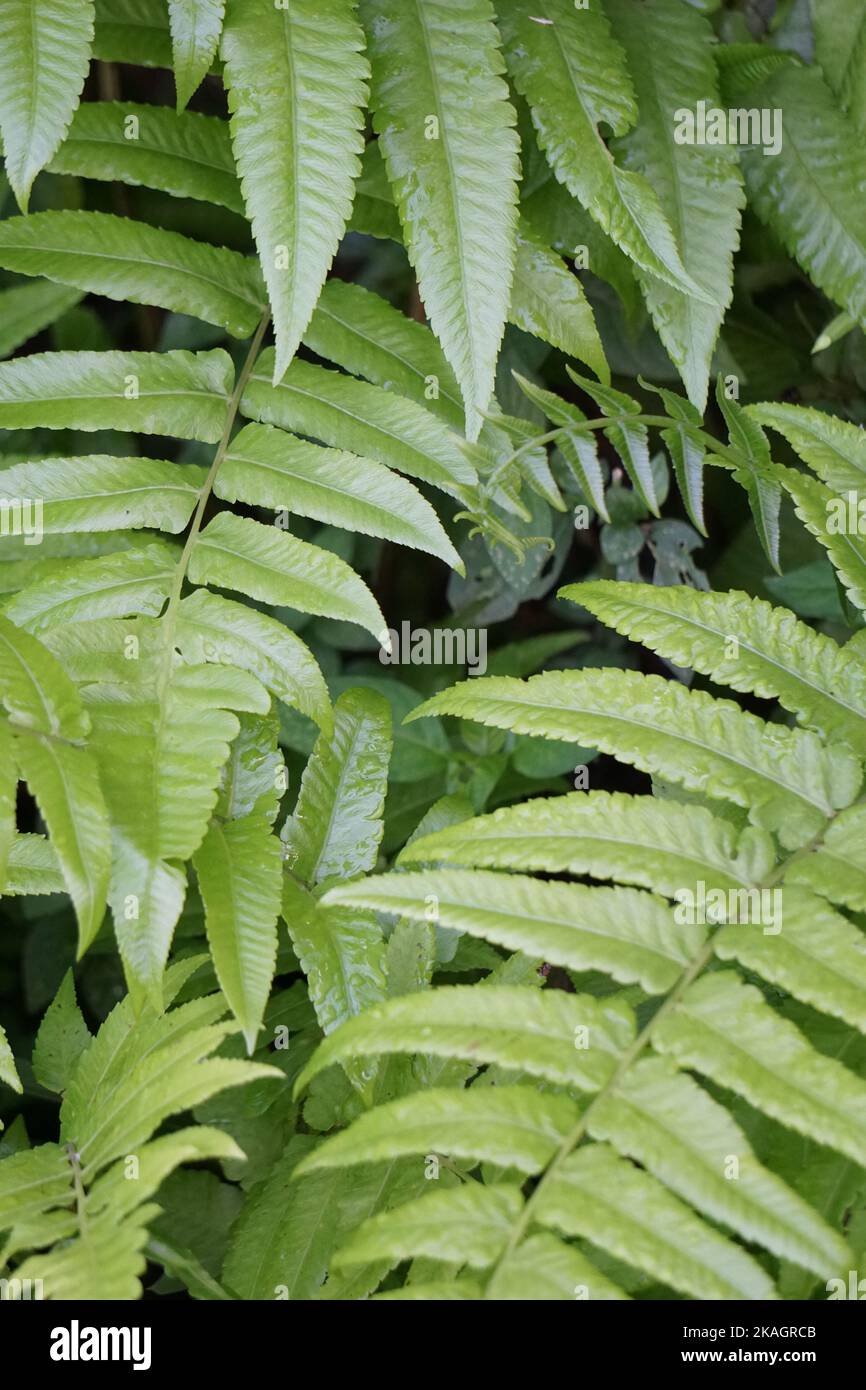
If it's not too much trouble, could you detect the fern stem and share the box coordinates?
[158,309,271,694]
[486,414,746,498]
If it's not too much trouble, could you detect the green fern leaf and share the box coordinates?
[654,972,866,1167]
[0,282,83,360]
[295,985,634,1096]
[0,1021,21,1095]
[748,400,866,496]
[3,833,64,896]
[510,223,608,385]
[323,869,705,995]
[714,886,866,1036]
[296,1085,579,1177]
[589,1056,850,1279]
[715,380,782,570]
[93,0,172,68]
[486,1232,627,1301]
[175,588,331,733]
[813,0,866,132]
[400,789,775,898]
[776,465,866,613]
[48,100,243,213]
[0,456,206,535]
[333,1184,524,1271]
[32,970,92,1094]
[0,348,232,440]
[498,0,707,301]
[0,0,95,212]
[605,0,743,411]
[409,669,861,848]
[242,351,475,497]
[303,278,465,431]
[4,540,177,634]
[784,804,866,912]
[360,0,520,440]
[194,814,282,1053]
[536,1143,777,1301]
[571,579,866,756]
[217,422,462,568]
[168,0,225,110]
[187,512,385,641]
[512,372,607,518]
[742,65,866,332]
[566,371,659,515]
[221,0,368,383]
[283,687,391,886]
[0,210,265,338]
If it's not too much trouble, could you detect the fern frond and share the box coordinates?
[0,0,94,212]
[408,668,861,847]
[222,0,368,383]
[361,0,520,439]
[0,210,265,337]
[571,579,866,755]
[168,0,225,111]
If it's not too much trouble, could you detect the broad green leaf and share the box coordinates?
[217,422,462,568]
[323,869,705,995]
[400,789,775,898]
[0,349,232,441]
[654,972,866,1167]
[242,352,475,496]
[32,970,92,1094]
[361,0,520,439]
[282,688,391,885]
[486,1232,627,1301]
[813,0,866,131]
[777,466,866,613]
[498,0,709,301]
[4,833,64,896]
[295,985,634,1095]
[0,0,95,211]
[590,1056,850,1279]
[716,380,782,570]
[221,0,368,382]
[4,541,177,634]
[509,223,608,385]
[714,886,866,1036]
[282,884,388,1049]
[0,211,265,338]
[176,588,331,732]
[0,281,83,360]
[606,0,743,411]
[194,814,281,1052]
[0,612,87,738]
[536,1143,776,1300]
[333,1184,524,1271]
[784,804,866,913]
[222,1136,349,1300]
[742,65,866,333]
[93,0,172,67]
[748,401,866,496]
[48,100,244,214]
[409,669,861,849]
[0,1021,20,1094]
[295,1085,579,1177]
[644,381,707,534]
[302,278,465,430]
[12,730,110,955]
[215,709,283,824]
[0,456,206,535]
[188,512,385,641]
[168,0,225,110]
[0,1143,68,1228]
[572,580,866,756]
